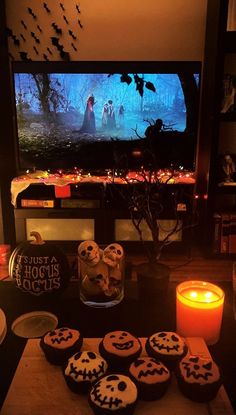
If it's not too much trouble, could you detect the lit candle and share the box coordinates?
[176,281,224,345]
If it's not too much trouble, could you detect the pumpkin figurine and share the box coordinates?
[9,231,71,296]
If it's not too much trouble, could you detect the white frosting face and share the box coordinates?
[149,332,185,356]
[65,351,107,383]
[129,357,170,384]
[103,331,141,357]
[179,355,220,385]
[44,327,80,350]
[90,374,137,411]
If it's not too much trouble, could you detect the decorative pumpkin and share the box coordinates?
[9,231,71,296]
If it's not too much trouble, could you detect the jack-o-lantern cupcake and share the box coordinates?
[145,331,188,370]
[175,355,222,402]
[128,356,171,400]
[89,374,138,415]
[99,330,142,370]
[40,327,83,365]
[63,350,108,393]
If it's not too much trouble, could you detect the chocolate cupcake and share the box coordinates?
[40,327,83,365]
[128,356,171,400]
[63,350,108,393]
[89,374,138,415]
[99,330,142,370]
[176,354,222,402]
[145,331,188,370]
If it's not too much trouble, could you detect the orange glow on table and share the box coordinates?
[176,281,224,345]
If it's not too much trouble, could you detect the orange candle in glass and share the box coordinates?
[176,281,224,345]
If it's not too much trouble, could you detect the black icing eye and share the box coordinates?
[107,375,119,381]
[189,357,199,363]
[117,249,121,255]
[110,245,115,250]
[87,245,93,251]
[81,250,86,256]
[171,334,179,342]
[110,334,115,338]
[49,331,56,336]
[118,381,127,391]
[87,352,96,359]
[122,332,128,336]
[95,274,103,280]
[158,332,167,337]
[134,359,145,367]
[74,351,82,360]
[203,362,212,370]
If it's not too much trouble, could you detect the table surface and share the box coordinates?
[0,279,235,412]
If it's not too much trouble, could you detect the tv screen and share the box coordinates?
[12,61,201,172]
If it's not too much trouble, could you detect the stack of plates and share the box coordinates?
[0,309,7,345]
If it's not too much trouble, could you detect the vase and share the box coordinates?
[136,261,170,304]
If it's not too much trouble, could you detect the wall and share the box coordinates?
[6,0,207,62]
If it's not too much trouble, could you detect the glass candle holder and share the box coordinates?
[176,280,225,345]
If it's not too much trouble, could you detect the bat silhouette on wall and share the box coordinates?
[33,46,39,55]
[60,3,65,11]
[51,37,70,61]
[43,53,49,61]
[43,3,51,13]
[27,7,37,20]
[68,29,76,40]
[52,23,62,35]
[63,15,69,25]
[6,28,20,46]
[20,34,26,42]
[78,20,83,29]
[76,4,81,13]
[71,42,77,51]
[31,32,40,44]
[47,47,53,55]
[37,25,42,33]
[21,20,27,30]
[19,51,31,61]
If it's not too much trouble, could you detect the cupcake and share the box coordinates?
[63,350,108,393]
[176,355,222,402]
[128,356,171,400]
[99,330,142,370]
[40,327,83,365]
[145,331,188,370]
[89,374,138,415]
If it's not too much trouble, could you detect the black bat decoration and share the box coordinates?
[43,53,49,61]
[6,28,20,47]
[76,4,81,13]
[47,47,53,55]
[19,51,31,61]
[52,23,62,35]
[60,3,65,11]
[78,20,83,29]
[31,32,40,44]
[68,29,76,40]
[43,3,51,13]
[33,46,39,55]
[21,20,27,30]
[27,7,37,19]
[37,25,42,33]
[20,34,26,42]
[63,15,69,25]
[71,42,77,51]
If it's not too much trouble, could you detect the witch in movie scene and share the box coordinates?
[80,94,96,133]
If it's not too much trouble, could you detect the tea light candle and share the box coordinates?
[176,280,224,345]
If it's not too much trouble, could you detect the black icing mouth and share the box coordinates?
[151,338,180,353]
[68,361,106,381]
[112,341,134,350]
[138,367,168,379]
[91,386,123,409]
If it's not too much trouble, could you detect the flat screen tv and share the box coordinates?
[12,61,201,173]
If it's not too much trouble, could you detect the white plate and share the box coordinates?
[11,311,58,339]
[0,309,7,345]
